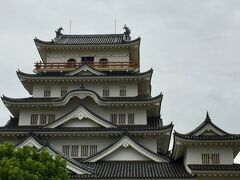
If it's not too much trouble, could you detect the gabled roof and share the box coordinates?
[15,135,93,175]
[172,113,240,160]
[2,89,162,108]
[84,136,169,162]
[66,64,105,76]
[70,161,193,179]
[174,112,240,140]
[34,34,140,46]
[45,105,116,128]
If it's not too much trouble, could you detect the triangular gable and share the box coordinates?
[15,136,92,175]
[66,64,104,76]
[187,113,228,136]
[45,106,116,128]
[84,136,169,162]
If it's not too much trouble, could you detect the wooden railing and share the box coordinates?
[34,61,139,72]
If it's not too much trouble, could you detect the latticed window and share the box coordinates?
[39,114,47,125]
[89,145,97,156]
[44,87,51,97]
[48,114,55,124]
[81,145,89,157]
[110,114,118,124]
[202,154,220,164]
[62,145,70,156]
[61,88,68,96]
[103,87,109,97]
[119,114,126,125]
[128,113,134,124]
[71,145,79,157]
[120,86,126,97]
[30,114,38,125]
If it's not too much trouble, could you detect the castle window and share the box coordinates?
[202,154,220,164]
[62,145,70,156]
[81,145,89,157]
[120,86,126,97]
[44,87,51,97]
[119,114,126,125]
[71,145,79,157]
[89,145,97,156]
[110,114,118,124]
[128,114,135,124]
[67,59,76,68]
[30,114,38,125]
[61,87,68,96]
[99,58,108,67]
[81,56,94,65]
[39,114,47,125]
[103,87,109,97]
[48,114,55,124]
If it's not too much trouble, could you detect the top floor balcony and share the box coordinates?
[34,61,139,73]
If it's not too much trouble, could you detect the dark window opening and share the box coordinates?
[99,58,108,67]
[67,59,76,68]
[81,56,94,65]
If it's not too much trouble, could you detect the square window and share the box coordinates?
[110,114,118,124]
[89,145,97,156]
[128,113,134,124]
[71,145,79,157]
[39,114,47,125]
[119,114,126,125]
[120,86,126,97]
[48,114,55,124]
[62,145,70,156]
[30,114,38,125]
[61,88,68,96]
[44,88,51,97]
[81,145,89,157]
[103,87,109,97]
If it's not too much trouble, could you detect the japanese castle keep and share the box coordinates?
[1,26,240,179]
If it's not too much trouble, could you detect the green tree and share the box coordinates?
[0,143,69,180]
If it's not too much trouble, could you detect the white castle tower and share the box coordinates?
[1,26,239,179]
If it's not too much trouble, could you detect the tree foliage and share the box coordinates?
[0,143,69,180]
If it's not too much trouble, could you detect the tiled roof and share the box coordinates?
[17,69,152,78]
[70,161,193,179]
[34,34,140,46]
[174,132,240,141]
[2,90,162,106]
[188,164,240,172]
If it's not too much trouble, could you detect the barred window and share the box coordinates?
[110,114,118,124]
[202,154,220,164]
[89,145,97,156]
[71,145,79,157]
[119,114,126,125]
[62,145,70,156]
[103,87,109,97]
[30,114,38,125]
[48,114,55,124]
[81,145,89,157]
[39,114,47,125]
[128,113,134,124]
[44,87,51,97]
[120,86,126,97]
[61,88,68,96]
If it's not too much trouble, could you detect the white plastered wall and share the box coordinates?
[32,81,138,97]
[18,99,148,126]
[184,145,234,166]
[46,48,129,63]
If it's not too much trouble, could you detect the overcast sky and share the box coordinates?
[0,0,240,161]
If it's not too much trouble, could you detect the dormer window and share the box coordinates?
[99,58,108,67]
[67,59,76,68]
[44,87,51,97]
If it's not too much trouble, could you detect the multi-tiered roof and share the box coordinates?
[1,26,239,179]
